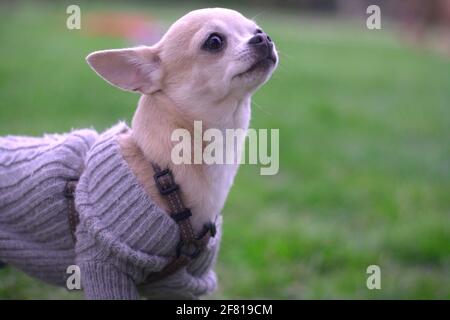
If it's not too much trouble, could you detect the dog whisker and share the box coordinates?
[251,12,264,22]
[252,99,273,117]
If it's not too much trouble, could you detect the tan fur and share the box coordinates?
[117,132,169,214]
[87,8,278,232]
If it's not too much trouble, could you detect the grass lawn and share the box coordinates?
[0,1,449,299]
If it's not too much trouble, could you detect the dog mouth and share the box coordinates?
[235,53,277,78]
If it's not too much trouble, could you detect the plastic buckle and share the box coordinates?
[63,179,78,199]
[176,240,201,259]
[153,169,180,195]
[171,209,192,222]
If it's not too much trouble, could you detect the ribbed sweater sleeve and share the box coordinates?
[0,128,98,285]
[78,261,139,300]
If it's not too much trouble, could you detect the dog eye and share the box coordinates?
[202,33,225,52]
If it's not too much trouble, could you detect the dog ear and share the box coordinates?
[86,47,162,95]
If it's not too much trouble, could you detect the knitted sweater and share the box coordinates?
[0,123,221,299]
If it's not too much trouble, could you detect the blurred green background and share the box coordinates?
[0,0,449,299]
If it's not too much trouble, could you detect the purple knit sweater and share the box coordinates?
[0,123,221,299]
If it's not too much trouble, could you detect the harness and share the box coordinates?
[63,161,216,283]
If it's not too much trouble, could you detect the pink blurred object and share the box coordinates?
[84,12,163,45]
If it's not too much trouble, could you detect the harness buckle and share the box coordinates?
[176,239,202,259]
[171,209,192,222]
[63,179,78,199]
[153,169,180,195]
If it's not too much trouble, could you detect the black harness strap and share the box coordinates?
[144,163,215,283]
[64,179,79,243]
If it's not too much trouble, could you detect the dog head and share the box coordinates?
[87,8,278,113]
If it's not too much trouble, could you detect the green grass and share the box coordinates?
[0,1,449,299]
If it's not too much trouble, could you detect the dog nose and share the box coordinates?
[248,33,273,47]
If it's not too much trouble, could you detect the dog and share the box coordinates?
[0,8,277,299]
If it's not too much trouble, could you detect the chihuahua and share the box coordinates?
[87,8,278,232]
